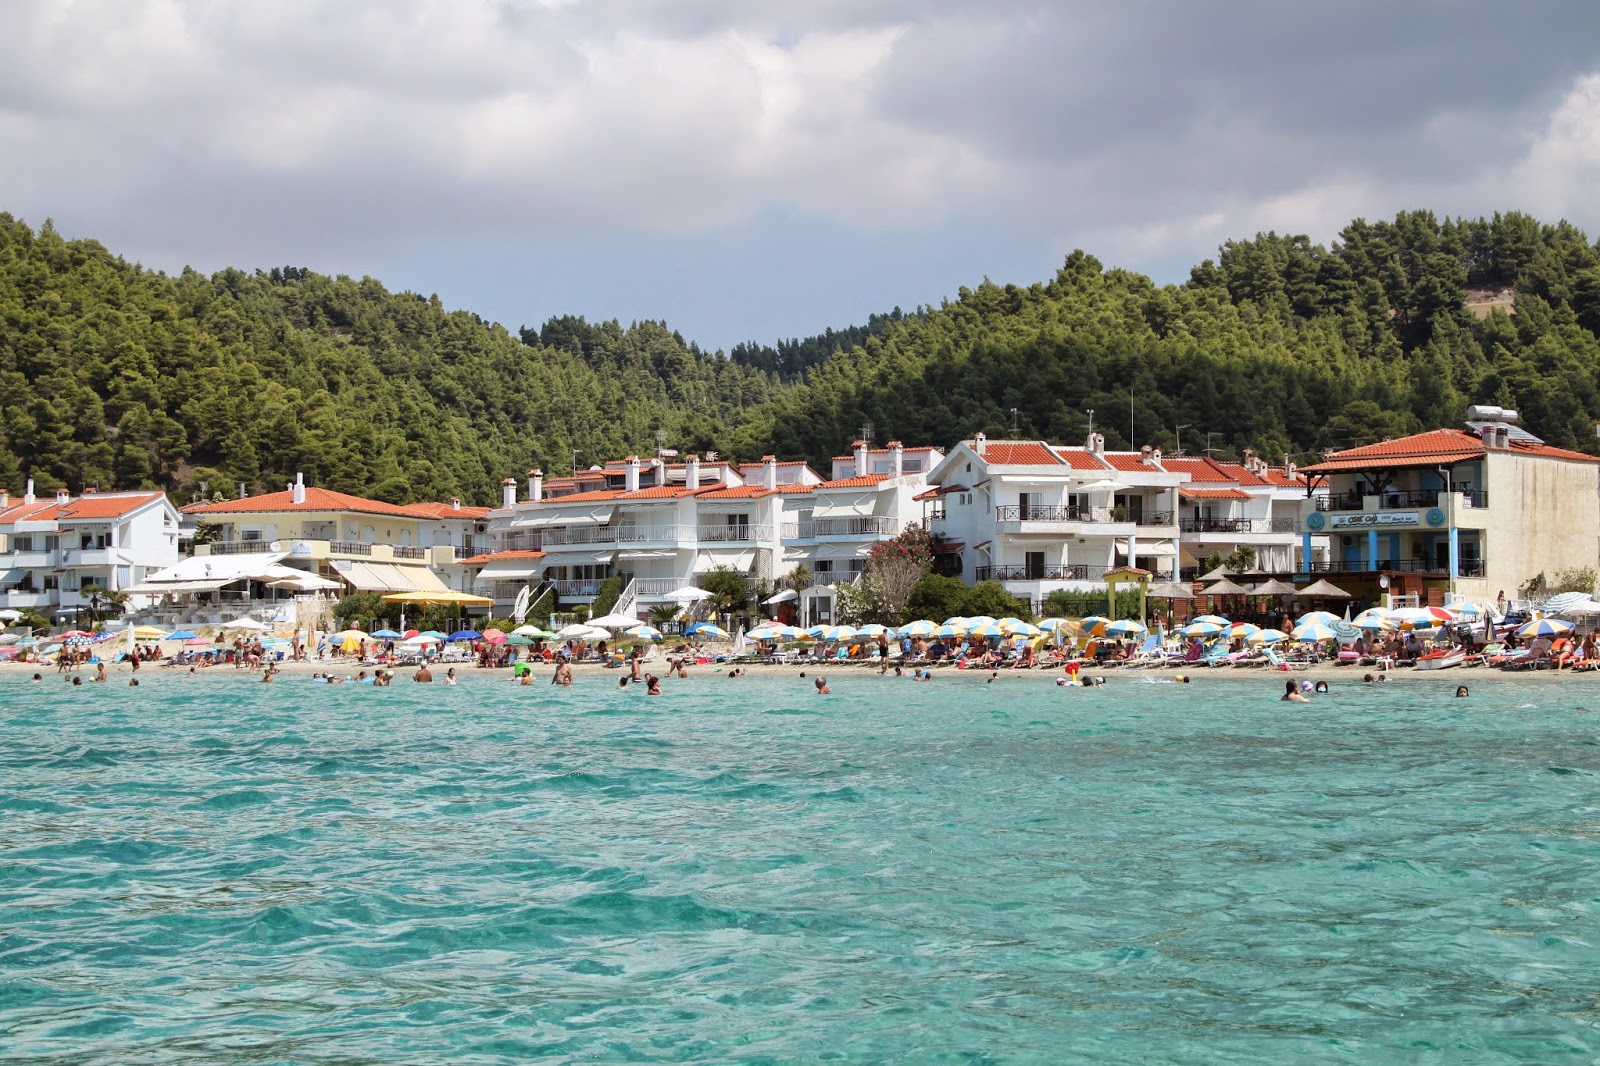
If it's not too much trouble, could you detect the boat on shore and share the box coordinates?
[1414,647,1467,670]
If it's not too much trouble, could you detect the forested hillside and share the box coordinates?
[3,209,1599,506]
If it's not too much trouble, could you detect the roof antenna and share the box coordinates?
[858,421,874,448]
[1009,407,1020,439]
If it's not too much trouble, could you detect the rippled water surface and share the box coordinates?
[4,671,1600,1063]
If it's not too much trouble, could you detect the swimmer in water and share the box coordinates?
[815,676,830,695]
[1282,679,1310,703]
[619,676,630,689]
[645,674,662,696]
[444,668,457,686]
[1455,684,1469,698]
[551,660,574,687]
[31,673,42,682]
[129,677,139,686]
[1313,680,1329,694]
[414,664,433,683]
[1174,674,1190,683]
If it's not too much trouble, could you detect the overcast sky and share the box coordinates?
[3,1,1599,350]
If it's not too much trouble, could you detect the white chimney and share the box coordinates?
[974,432,987,458]
[55,487,69,505]
[238,482,247,499]
[853,440,870,476]
[0,490,7,510]
[501,477,517,509]
[625,456,641,493]
[450,496,462,511]
[24,478,35,505]
[1087,432,1104,455]
[650,457,665,486]
[888,441,903,477]
[685,454,701,488]
[292,472,306,505]
[529,469,543,502]
[762,455,778,491]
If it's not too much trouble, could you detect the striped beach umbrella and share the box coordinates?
[1192,614,1229,627]
[1105,619,1147,637]
[1517,618,1574,639]
[1227,622,1261,640]
[1295,611,1340,627]
[1183,620,1224,638]
[900,620,938,638]
[1250,628,1290,644]
[967,622,1006,639]
[855,623,893,638]
[1290,621,1338,642]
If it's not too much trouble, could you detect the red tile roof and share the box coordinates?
[58,492,167,521]
[461,549,546,565]
[913,484,967,500]
[1052,448,1111,471]
[1179,487,1252,500]
[1101,452,1161,472]
[978,441,1064,466]
[1163,456,1239,483]
[1301,429,1490,473]
[694,485,778,499]
[1509,440,1600,462]
[815,474,889,490]
[0,500,62,524]
[401,501,492,520]
[185,487,425,519]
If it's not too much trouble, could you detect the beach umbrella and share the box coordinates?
[663,586,714,602]
[1008,622,1043,638]
[505,634,534,645]
[772,624,808,641]
[1192,614,1229,626]
[481,627,506,641]
[403,629,421,639]
[447,629,481,642]
[1298,578,1352,598]
[1036,618,1074,633]
[184,636,210,646]
[855,623,893,639]
[556,623,597,638]
[222,617,269,631]
[587,612,642,629]
[966,615,998,628]
[625,624,664,641]
[419,630,447,640]
[1200,578,1251,597]
[967,621,1006,638]
[1227,622,1261,640]
[165,630,199,640]
[16,636,39,647]
[1105,619,1147,637]
[689,623,731,640]
[371,628,402,639]
[1183,620,1224,637]
[331,628,369,642]
[0,608,20,622]
[933,623,966,639]
[130,625,168,640]
[1290,622,1338,641]
[1296,611,1340,627]
[482,631,508,644]
[1079,615,1111,635]
[403,634,442,645]
[1250,628,1289,644]
[1517,618,1574,639]
[900,619,938,637]
[1391,606,1453,629]
[941,616,971,628]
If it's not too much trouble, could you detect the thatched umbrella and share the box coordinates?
[1298,578,1352,598]
[1250,578,1300,597]
[1200,578,1251,597]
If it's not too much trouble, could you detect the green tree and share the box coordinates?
[699,566,752,615]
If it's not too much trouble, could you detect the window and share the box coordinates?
[12,535,31,552]
[241,529,263,542]
[904,459,922,472]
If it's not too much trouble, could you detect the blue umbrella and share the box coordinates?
[371,628,402,639]
[447,629,481,641]
[166,630,199,640]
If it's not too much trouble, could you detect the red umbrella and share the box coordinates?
[403,629,420,639]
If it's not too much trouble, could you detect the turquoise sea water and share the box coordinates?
[3,672,1600,1063]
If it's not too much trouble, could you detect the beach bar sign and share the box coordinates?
[1328,511,1418,529]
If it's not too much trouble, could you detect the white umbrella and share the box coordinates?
[557,622,599,638]
[664,586,714,602]
[266,573,342,591]
[587,611,642,628]
[0,608,21,622]
[222,617,270,631]
[764,589,798,605]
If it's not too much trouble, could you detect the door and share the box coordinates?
[1025,551,1045,579]
[1018,492,1033,520]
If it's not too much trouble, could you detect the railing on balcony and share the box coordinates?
[328,540,373,556]
[696,523,773,543]
[996,505,1108,523]
[210,541,275,554]
[978,564,1122,582]
[812,516,897,537]
[1317,489,1489,512]
[542,524,695,547]
[1304,557,1487,576]
[1136,511,1175,527]
[496,533,544,552]
[553,579,603,597]
[392,545,427,560]
[633,577,687,596]
[1180,517,1302,534]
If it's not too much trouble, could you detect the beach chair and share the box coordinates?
[1263,648,1310,670]
[1122,635,1165,669]
[1199,643,1238,667]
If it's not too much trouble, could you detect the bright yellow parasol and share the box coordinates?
[381,590,495,606]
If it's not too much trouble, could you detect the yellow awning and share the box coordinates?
[381,590,495,606]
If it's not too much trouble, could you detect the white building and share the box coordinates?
[0,481,181,621]
[923,433,1188,611]
[473,442,944,618]
[1158,453,1320,577]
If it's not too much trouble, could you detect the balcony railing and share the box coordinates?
[542,524,695,547]
[328,540,372,556]
[1180,517,1301,534]
[633,577,688,596]
[209,541,275,554]
[996,505,1108,523]
[925,506,948,522]
[496,533,544,553]
[812,516,897,537]
[696,523,772,543]
[1136,511,1175,527]
[1317,489,1488,512]
[1304,558,1487,576]
[392,545,427,560]
[978,564,1130,582]
[553,579,603,597]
